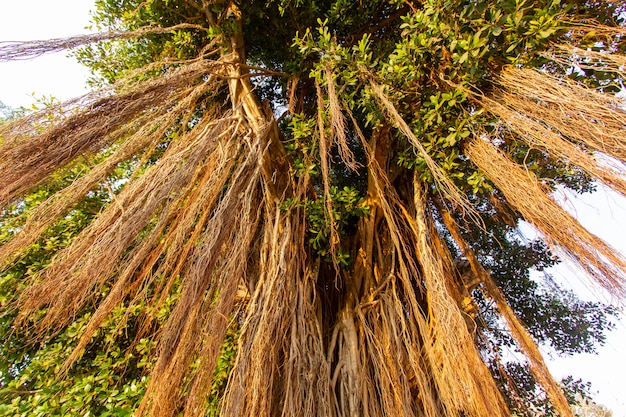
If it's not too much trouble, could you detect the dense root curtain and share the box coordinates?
[468,65,626,299]
[2,5,626,417]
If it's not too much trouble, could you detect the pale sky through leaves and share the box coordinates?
[0,1,624,414]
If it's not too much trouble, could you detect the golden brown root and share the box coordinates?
[410,180,509,417]
[0,61,217,208]
[315,81,342,262]
[61,120,242,373]
[476,90,626,199]
[468,138,626,298]
[0,81,216,269]
[497,68,626,162]
[221,208,334,417]
[17,113,238,334]
[367,77,475,219]
[546,45,626,80]
[323,64,358,170]
[138,118,266,416]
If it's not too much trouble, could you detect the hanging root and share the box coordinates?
[138,118,267,417]
[366,76,477,220]
[0,60,221,208]
[221,205,333,417]
[545,45,626,80]
[61,116,242,375]
[0,80,217,269]
[468,137,626,298]
[438,206,575,417]
[561,19,626,44]
[0,23,208,61]
[340,123,509,416]
[475,86,626,199]
[409,180,509,417]
[314,81,342,262]
[323,64,358,170]
[495,68,626,162]
[16,113,239,335]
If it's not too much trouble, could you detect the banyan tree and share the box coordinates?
[0,0,624,416]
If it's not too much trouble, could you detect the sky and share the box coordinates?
[0,0,625,414]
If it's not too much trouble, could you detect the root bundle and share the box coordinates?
[2,9,626,417]
[468,138,626,298]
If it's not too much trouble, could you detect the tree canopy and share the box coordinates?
[0,0,625,416]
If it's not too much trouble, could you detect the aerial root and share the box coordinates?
[439,206,575,417]
[0,80,217,269]
[468,137,626,299]
[497,68,626,162]
[0,60,220,208]
[16,114,238,335]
